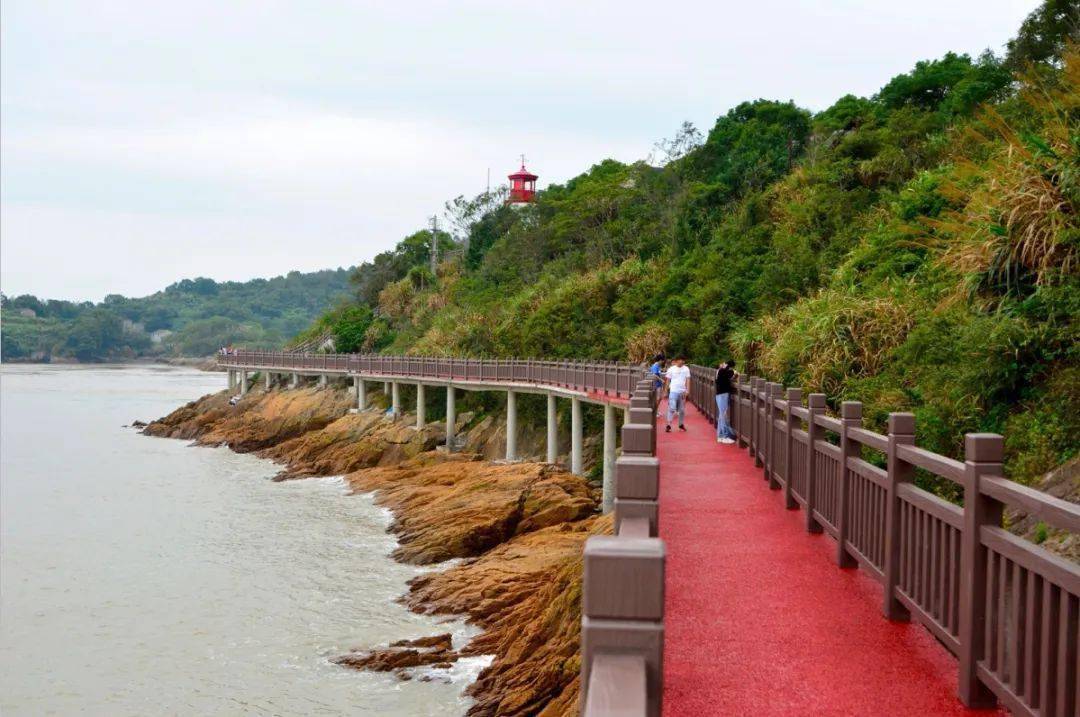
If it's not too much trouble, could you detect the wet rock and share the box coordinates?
[334,634,461,678]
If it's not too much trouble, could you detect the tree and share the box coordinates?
[652,121,704,166]
[876,52,1010,116]
[1005,0,1080,70]
[688,100,812,195]
[329,305,374,353]
[64,309,123,361]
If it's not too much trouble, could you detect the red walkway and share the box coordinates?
[657,401,1003,716]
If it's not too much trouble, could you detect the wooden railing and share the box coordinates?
[688,365,1080,717]
[583,379,665,717]
[220,350,646,400]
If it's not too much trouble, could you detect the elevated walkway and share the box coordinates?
[658,400,1002,715]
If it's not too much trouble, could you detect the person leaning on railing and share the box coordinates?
[714,360,738,444]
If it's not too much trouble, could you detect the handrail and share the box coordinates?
[689,365,1078,716]
[219,350,649,401]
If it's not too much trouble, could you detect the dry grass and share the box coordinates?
[625,323,670,363]
[742,287,917,395]
[934,47,1079,291]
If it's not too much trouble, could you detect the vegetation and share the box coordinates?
[1,269,352,362]
[308,3,1078,490]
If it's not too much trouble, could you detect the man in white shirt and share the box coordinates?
[664,356,691,433]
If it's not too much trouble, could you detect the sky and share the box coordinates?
[1,0,1040,302]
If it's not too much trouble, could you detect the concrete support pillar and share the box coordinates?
[391,381,401,420]
[416,383,426,429]
[571,397,583,475]
[227,370,235,391]
[602,403,617,513]
[290,372,299,389]
[446,386,456,451]
[264,371,272,390]
[318,374,328,388]
[546,394,558,464]
[240,371,249,396]
[506,390,517,461]
[357,379,367,410]
[384,381,390,396]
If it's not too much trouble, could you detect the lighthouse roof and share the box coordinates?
[508,164,538,181]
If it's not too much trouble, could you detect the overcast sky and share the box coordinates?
[1,0,1039,302]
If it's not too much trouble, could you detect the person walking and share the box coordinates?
[664,356,691,433]
[714,360,738,443]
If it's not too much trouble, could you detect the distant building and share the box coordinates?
[122,319,145,334]
[506,158,538,204]
[150,329,173,344]
[18,308,37,318]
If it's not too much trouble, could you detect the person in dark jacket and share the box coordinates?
[714,360,737,443]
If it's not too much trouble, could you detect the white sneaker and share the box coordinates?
[716,437,723,443]
[721,437,736,444]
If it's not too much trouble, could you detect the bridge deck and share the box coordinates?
[657,400,1003,716]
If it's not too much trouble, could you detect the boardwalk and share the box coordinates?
[657,400,1002,716]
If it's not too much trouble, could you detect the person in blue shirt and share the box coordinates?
[649,355,665,415]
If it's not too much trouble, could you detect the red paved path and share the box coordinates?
[657,400,1003,716]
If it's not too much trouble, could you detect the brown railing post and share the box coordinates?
[804,393,825,533]
[957,433,1005,708]
[783,388,801,509]
[835,401,861,568]
[581,536,665,717]
[767,383,783,490]
[882,412,915,621]
[750,378,762,467]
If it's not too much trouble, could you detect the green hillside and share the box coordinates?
[308,3,1079,490]
[1,268,353,362]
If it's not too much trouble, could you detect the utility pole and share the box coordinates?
[430,215,438,275]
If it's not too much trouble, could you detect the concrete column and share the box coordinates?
[264,371,272,390]
[391,382,401,420]
[318,374,328,388]
[240,371,249,396]
[290,372,299,389]
[357,379,367,410]
[506,390,517,461]
[227,370,235,391]
[571,397,583,475]
[416,383,426,429]
[602,403,617,513]
[546,394,558,464]
[383,381,390,396]
[446,385,456,451]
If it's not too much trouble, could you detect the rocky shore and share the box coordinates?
[144,381,605,716]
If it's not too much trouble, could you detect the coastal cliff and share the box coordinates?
[145,382,604,715]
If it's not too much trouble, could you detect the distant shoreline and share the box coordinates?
[0,356,222,371]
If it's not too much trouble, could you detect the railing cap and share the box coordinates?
[840,401,862,419]
[887,412,916,435]
[965,433,1003,463]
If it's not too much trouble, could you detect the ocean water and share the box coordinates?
[0,364,484,716]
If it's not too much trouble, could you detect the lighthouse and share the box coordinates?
[506,156,538,204]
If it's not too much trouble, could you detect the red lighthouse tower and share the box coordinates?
[506,156,538,204]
